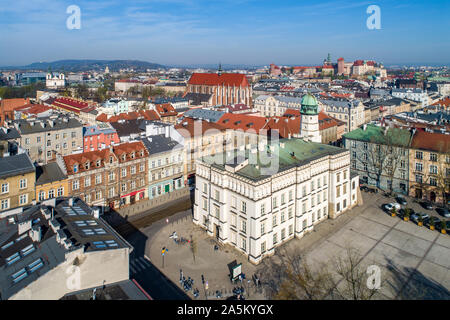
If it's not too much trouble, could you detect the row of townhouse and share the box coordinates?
[343,124,450,204]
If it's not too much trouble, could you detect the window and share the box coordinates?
[344,171,347,180]
[415,174,423,183]
[140,163,145,172]
[85,194,91,203]
[72,180,79,190]
[311,180,315,191]
[272,214,277,227]
[109,187,115,198]
[95,175,102,184]
[1,199,9,210]
[25,138,30,145]
[273,233,278,245]
[302,219,307,230]
[288,207,293,219]
[121,168,127,177]
[131,166,136,175]
[343,184,347,194]
[302,186,306,197]
[73,164,78,173]
[352,160,356,169]
[131,181,136,189]
[281,228,286,240]
[311,196,315,207]
[19,194,28,205]
[415,151,423,160]
[261,241,266,253]
[202,198,207,210]
[241,220,246,233]
[336,173,340,183]
[302,202,306,214]
[430,165,437,174]
[214,205,220,219]
[261,222,265,235]
[241,238,246,251]
[289,224,293,235]
[84,162,90,170]
[71,131,76,138]
[281,193,285,205]
[430,178,437,186]
[48,189,55,199]
[415,163,423,172]
[312,212,316,222]
[38,191,45,201]
[214,190,220,201]
[121,183,127,192]
[203,183,208,194]
[84,177,91,187]
[289,190,293,201]
[72,141,76,148]
[336,186,341,197]
[323,176,327,185]
[430,153,437,162]
[241,201,246,213]
[261,203,265,215]
[56,187,63,197]
[1,183,9,194]
[363,163,368,171]
[96,160,101,167]
[37,136,41,143]
[95,190,102,200]
[363,142,368,150]
[109,172,115,182]
[272,196,277,208]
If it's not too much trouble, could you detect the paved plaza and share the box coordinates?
[144,192,450,300]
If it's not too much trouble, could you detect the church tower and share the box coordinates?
[300,93,321,143]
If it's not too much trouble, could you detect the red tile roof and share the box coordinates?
[1,98,30,112]
[14,103,52,115]
[188,73,250,87]
[63,149,116,175]
[283,109,301,117]
[155,103,177,117]
[218,113,269,134]
[410,130,450,153]
[96,110,160,122]
[265,116,300,138]
[52,97,91,114]
[175,118,226,138]
[113,141,148,163]
[432,97,450,108]
[318,111,339,130]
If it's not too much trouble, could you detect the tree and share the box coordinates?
[76,83,89,100]
[258,246,382,300]
[433,152,450,206]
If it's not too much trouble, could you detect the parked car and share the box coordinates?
[411,212,430,223]
[421,201,433,210]
[399,208,415,216]
[436,207,450,218]
[384,203,401,212]
[396,196,407,206]
[428,217,441,227]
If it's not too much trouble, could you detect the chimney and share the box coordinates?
[68,197,74,206]
[92,208,100,218]
[29,225,42,242]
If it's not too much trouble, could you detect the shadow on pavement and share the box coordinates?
[385,257,450,300]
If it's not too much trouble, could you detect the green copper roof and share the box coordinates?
[300,93,318,115]
[201,138,346,182]
[343,124,412,147]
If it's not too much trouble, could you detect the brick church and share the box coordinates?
[185,65,252,106]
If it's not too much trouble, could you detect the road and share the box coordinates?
[106,194,194,300]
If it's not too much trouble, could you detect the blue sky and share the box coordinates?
[0,0,449,66]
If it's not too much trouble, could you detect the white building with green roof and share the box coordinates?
[193,137,359,264]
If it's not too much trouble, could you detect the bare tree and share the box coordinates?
[327,247,380,300]
[259,246,382,300]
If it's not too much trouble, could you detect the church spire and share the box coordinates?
[218,62,223,76]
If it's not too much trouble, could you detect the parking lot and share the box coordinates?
[144,190,450,300]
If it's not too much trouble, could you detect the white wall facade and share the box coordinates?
[193,150,358,264]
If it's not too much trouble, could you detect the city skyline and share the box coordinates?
[0,0,449,66]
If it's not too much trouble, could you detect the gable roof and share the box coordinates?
[188,73,249,87]
[218,113,269,134]
[410,130,450,153]
[175,118,226,138]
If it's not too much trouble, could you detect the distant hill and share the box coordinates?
[0,59,166,72]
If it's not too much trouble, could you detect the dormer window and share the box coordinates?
[131,152,135,159]
[96,160,101,167]
[122,154,126,161]
[85,162,90,170]
[73,164,78,173]
[140,150,144,157]
[109,156,113,164]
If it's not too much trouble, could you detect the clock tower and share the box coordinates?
[300,93,321,143]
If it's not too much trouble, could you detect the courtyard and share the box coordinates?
[144,191,450,300]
